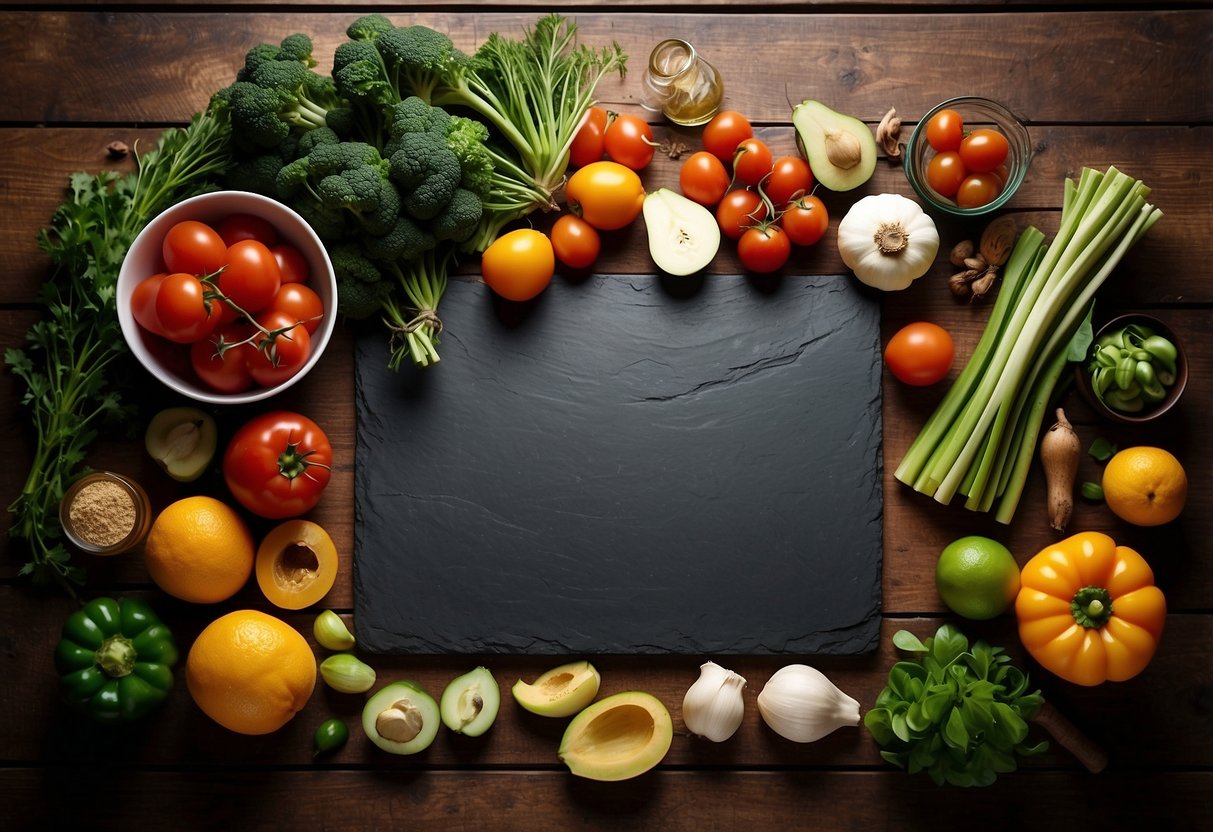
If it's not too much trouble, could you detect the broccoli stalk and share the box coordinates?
[381,250,450,369]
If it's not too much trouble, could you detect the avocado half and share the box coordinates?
[558,691,674,781]
[512,660,601,718]
[792,100,878,191]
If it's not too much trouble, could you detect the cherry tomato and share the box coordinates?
[271,243,310,285]
[737,225,791,274]
[766,157,814,206]
[550,215,601,270]
[884,322,955,386]
[219,239,282,315]
[603,114,655,170]
[991,164,1010,186]
[267,283,325,334]
[481,229,555,302]
[702,111,754,164]
[131,272,169,337]
[190,325,255,394]
[154,273,219,343]
[222,410,333,519]
[246,311,311,388]
[925,151,968,198]
[163,220,227,276]
[566,161,645,231]
[732,138,774,187]
[715,189,766,240]
[958,128,1010,173]
[955,173,1003,209]
[925,109,964,153]
[679,151,730,207]
[781,195,829,247]
[570,106,608,169]
[216,214,279,248]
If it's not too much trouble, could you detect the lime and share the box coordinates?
[935,536,1020,620]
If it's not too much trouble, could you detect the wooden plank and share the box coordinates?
[0,593,1207,769]
[0,11,1209,125]
[0,125,1206,306]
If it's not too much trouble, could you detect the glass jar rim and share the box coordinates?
[648,39,697,80]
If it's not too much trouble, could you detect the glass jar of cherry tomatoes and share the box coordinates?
[903,97,1032,217]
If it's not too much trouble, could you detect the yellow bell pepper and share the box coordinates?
[1015,531,1165,686]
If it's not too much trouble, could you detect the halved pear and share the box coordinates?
[792,100,878,192]
[558,691,674,781]
[441,667,501,737]
[512,660,600,718]
[144,407,217,482]
[363,680,441,755]
[642,188,720,276]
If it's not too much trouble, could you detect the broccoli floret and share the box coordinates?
[375,26,460,104]
[235,43,281,83]
[290,196,349,243]
[215,81,292,150]
[331,243,394,319]
[429,187,483,244]
[276,33,318,67]
[324,107,357,138]
[386,96,436,138]
[296,126,340,156]
[363,216,436,263]
[445,116,494,197]
[388,133,460,220]
[346,14,396,43]
[306,141,385,177]
[225,153,286,196]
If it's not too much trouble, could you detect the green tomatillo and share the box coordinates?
[55,597,178,722]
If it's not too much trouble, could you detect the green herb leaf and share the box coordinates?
[1081,482,1105,501]
[892,630,927,653]
[1066,302,1095,362]
[1088,437,1117,462]
[943,708,970,750]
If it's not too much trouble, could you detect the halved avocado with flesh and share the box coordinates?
[792,100,878,192]
[512,660,600,718]
[558,691,674,781]
[363,680,440,755]
[440,667,500,737]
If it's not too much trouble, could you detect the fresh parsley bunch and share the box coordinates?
[864,624,1048,787]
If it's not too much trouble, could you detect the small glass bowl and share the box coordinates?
[1075,313,1188,425]
[59,471,152,556]
[904,96,1032,218]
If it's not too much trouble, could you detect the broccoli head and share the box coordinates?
[275,33,318,67]
[445,116,494,197]
[331,243,394,319]
[214,81,292,150]
[296,126,341,156]
[363,216,436,263]
[388,133,461,221]
[225,153,287,197]
[429,187,484,244]
[346,14,396,42]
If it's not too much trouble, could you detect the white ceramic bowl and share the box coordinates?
[117,191,336,405]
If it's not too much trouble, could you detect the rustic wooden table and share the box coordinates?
[2,4,1209,829]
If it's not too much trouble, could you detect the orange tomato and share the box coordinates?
[1015,532,1166,686]
[565,161,645,230]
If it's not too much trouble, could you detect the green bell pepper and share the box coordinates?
[54,597,178,722]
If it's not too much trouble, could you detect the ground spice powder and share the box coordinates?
[69,480,137,547]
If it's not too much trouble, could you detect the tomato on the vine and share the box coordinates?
[955,173,1003,209]
[884,322,955,386]
[716,190,765,240]
[679,151,730,207]
[732,138,773,187]
[222,411,333,519]
[219,239,282,314]
[271,243,310,285]
[925,151,967,198]
[154,273,219,344]
[267,283,325,334]
[781,195,829,247]
[481,229,555,302]
[701,111,753,164]
[570,106,608,168]
[190,325,255,394]
[765,157,814,206]
[566,161,645,231]
[738,224,791,274]
[131,272,169,338]
[163,220,227,276]
[603,113,656,170]
[216,214,279,248]
[550,215,601,270]
[959,128,1010,173]
[246,311,311,388]
[925,109,964,153]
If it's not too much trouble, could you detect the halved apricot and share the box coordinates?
[255,520,338,610]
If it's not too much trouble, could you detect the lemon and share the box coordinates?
[1102,446,1187,527]
[143,496,254,603]
[935,536,1020,620]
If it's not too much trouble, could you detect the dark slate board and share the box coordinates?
[353,274,883,655]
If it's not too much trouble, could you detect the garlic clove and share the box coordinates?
[756,664,861,743]
[682,661,747,743]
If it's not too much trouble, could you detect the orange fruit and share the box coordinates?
[935,536,1020,620]
[1102,446,1187,526]
[255,519,339,610]
[143,496,254,603]
[186,609,316,735]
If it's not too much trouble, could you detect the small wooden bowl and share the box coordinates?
[1075,313,1188,424]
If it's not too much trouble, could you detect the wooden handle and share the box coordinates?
[1031,701,1109,773]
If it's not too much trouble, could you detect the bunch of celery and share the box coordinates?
[895,167,1162,523]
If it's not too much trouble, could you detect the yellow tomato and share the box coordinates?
[481,229,555,302]
[566,161,645,230]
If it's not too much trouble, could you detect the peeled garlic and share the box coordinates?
[682,661,747,742]
[756,664,860,743]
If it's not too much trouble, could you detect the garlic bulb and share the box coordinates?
[682,661,747,742]
[837,193,939,291]
[756,664,860,743]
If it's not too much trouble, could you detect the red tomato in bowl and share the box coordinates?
[245,311,311,388]
[223,411,333,518]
